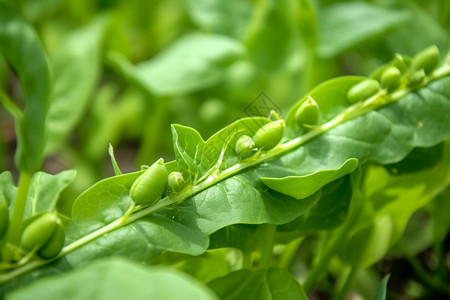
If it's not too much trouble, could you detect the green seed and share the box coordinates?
[0,196,8,239]
[37,221,65,259]
[295,97,320,131]
[347,79,380,104]
[130,158,168,206]
[253,120,285,151]
[21,213,57,252]
[381,66,401,91]
[235,135,256,158]
[408,69,426,86]
[411,45,439,74]
[167,172,185,193]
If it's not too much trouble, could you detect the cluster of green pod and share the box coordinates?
[346,45,441,104]
[234,120,285,159]
[21,212,65,260]
[130,159,186,206]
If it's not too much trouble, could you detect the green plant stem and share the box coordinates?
[6,172,31,247]
[399,241,450,295]
[2,65,450,283]
[303,172,363,293]
[433,239,448,283]
[279,238,303,270]
[258,223,276,269]
[0,90,22,120]
[242,248,253,269]
[335,267,359,300]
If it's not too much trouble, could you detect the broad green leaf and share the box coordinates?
[368,142,450,246]
[136,33,244,96]
[7,258,218,300]
[177,171,320,235]
[0,5,51,172]
[23,170,76,219]
[278,174,353,235]
[159,250,230,283]
[66,167,207,266]
[0,171,17,211]
[373,274,390,300]
[204,117,271,169]
[208,268,307,300]
[317,2,410,58]
[338,215,393,267]
[260,158,357,199]
[171,124,206,183]
[209,224,259,251]
[186,0,252,40]
[172,117,272,183]
[339,141,450,268]
[384,142,444,175]
[45,16,109,155]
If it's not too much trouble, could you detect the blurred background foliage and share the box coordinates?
[0,0,448,188]
[0,0,448,210]
[0,0,449,298]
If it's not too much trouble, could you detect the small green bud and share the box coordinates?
[347,79,380,104]
[381,66,401,91]
[392,54,410,74]
[253,120,285,151]
[21,213,58,252]
[411,45,439,74]
[0,196,9,239]
[167,172,185,193]
[408,69,426,86]
[295,97,320,131]
[235,135,256,158]
[37,221,65,259]
[130,158,168,206]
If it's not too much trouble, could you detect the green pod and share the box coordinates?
[0,196,9,239]
[381,66,401,91]
[37,221,65,259]
[295,97,320,131]
[21,213,57,252]
[167,172,185,193]
[408,69,426,86]
[347,79,380,104]
[411,45,439,74]
[253,120,285,151]
[235,135,255,158]
[130,158,168,206]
